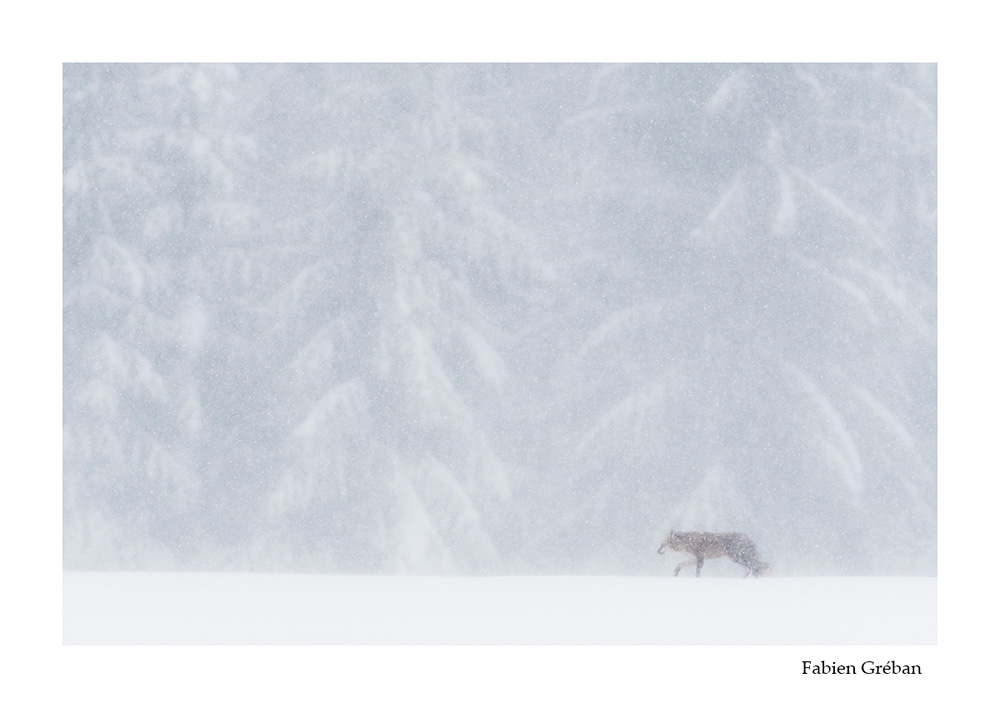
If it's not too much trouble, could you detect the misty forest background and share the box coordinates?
[63,64,936,576]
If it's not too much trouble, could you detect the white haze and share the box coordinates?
[62,63,936,577]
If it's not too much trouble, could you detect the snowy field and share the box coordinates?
[64,572,934,645]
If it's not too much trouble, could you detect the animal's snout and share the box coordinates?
[657,547,665,554]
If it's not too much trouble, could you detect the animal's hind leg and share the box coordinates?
[695,556,704,577]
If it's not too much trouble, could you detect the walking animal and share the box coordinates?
[658,530,769,577]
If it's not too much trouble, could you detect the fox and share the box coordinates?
[657,530,769,577]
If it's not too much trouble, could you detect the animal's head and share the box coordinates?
[657,531,678,555]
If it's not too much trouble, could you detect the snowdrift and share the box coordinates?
[64,573,934,645]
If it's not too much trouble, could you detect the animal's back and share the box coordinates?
[678,532,752,558]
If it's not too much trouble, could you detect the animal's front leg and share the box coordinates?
[674,559,697,576]
[695,556,704,577]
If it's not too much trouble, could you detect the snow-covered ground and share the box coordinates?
[63,572,934,645]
